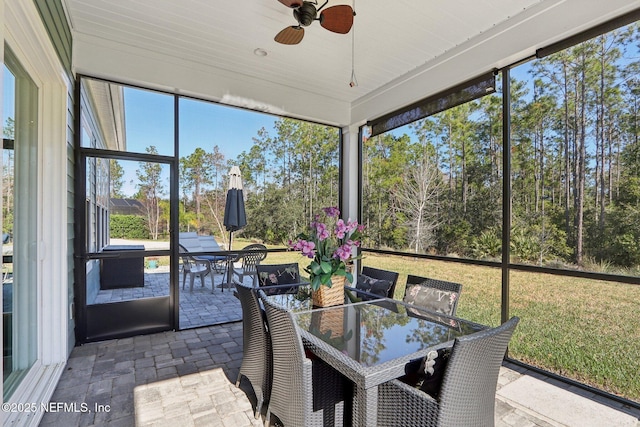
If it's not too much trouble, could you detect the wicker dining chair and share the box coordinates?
[360,266,400,298]
[234,283,271,419]
[403,275,463,316]
[258,290,347,427]
[256,263,300,295]
[376,316,520,427]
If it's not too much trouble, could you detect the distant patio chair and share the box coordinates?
[179,244,212,292]
[403,275,463,316]
[230,243,267,287]
[377,316,520,427]
[179,232,228,276]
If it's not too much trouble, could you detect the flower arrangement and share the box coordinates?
[290,206,365,290]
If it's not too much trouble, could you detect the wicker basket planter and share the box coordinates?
[312,275,345,307]
[310,308,345,338]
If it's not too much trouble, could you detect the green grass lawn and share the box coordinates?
[165,237,640,402]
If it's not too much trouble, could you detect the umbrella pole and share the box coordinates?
[227,231,233,287]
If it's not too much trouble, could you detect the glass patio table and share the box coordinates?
[263,291,486,426]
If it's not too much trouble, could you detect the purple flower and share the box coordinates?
[290,239,303,251]
[300,240,316,258]
[291,239,315,258]
[322,206,340,218]
[347,239,360,247]
[316,222,330,240]
[346,220,359,233]
[333,244,352,261]
[335,219,348,239]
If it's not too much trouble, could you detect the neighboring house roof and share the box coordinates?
[110,198,144,215]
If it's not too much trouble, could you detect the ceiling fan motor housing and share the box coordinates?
[294,2,317,27]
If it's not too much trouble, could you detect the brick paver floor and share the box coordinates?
[38,322,640,427]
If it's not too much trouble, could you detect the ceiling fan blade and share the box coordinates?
[275,26,305,45]
[319,5,354,34]
[278,0,302,8]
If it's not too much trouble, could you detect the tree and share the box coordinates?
[3,117,14,139]
[240,118,340,244]
[393,157,444,253]
[180,147,214,230]
[362,133,410,248]
[135,146,165,240]
[3,117,15,234]
[110,160,125,198]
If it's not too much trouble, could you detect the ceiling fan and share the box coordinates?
[275,0,355,45]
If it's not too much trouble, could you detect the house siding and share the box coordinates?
[65,77,75,355]
[33,0,72,77]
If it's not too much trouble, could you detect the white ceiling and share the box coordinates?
[64,0,640,126]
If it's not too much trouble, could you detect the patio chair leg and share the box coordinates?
[189,274,195,293]
[265,410,271,427]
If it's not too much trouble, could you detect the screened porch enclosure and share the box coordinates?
[62,0,640,413]
[75,75,342,340]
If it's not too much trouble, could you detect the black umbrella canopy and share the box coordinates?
[223,166,247,232]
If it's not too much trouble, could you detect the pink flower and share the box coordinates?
[316,222,330,240]
[290,239,301,251]
[291,239,315,258]
[322,206,340,217]
[333,244,352,261]
[347,220,359,233]
[300,240,316,258]
[335,219,348,238]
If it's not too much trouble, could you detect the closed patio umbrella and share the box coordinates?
[222,166,247,287]
[223,165,247,247]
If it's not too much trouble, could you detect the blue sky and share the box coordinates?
[2,65,15,134]
[124,87,279,161]
[120,87,280,196]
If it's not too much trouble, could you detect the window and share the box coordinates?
[2,47,38,400]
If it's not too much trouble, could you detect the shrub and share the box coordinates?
[110,214,149,239]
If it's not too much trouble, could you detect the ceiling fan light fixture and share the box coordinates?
[293,2,318,27]
[274,0,355,45]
